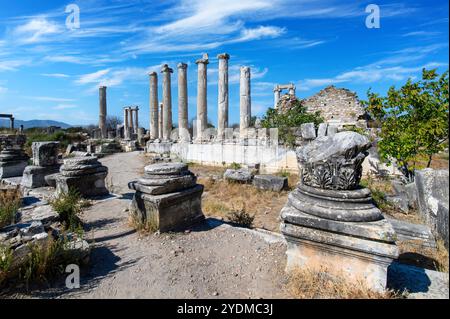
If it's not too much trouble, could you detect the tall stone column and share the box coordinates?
[239,66,251,138]
[195,53,209,141]
[129,107,134,136]
[123,107,129,139]
[149,72,159,140]
[161,64,173,141]
[177,63,189,141]
[99,86,107,138]
[134,107,139,133]
[158,103,164,139]
[217,53,230,140]
[274,86,281,108]
[10,117,14,130]
[288,84,296,96]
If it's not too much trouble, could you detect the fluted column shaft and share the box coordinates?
[239,66,251,138]
[196,54,209,141]
[149,72,159,140]
[177,63,189,140]
[217,53,230,140]
[161,64,173,141]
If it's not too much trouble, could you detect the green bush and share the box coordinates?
[261,98,323,148]
[51,189,82,231]
[229,162,241,170]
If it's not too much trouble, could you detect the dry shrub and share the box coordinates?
[227,204,254,228]
[128,211,158,235]
[398,239,449,273]
[288,267,402,299]
[0,186,22,228]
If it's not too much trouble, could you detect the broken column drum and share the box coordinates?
[128,163,204,232]
[55,156,109,197]
[280,131,398,291]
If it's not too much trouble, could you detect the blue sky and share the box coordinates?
[0,0,448,128]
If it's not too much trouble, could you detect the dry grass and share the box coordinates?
[360,176,423,224]
[288,267,403,299]
[398,239,449,273]
[0,186,22,228]
[200,176,292,232]
[128,212,159,235]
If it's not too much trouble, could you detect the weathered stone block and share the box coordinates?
[131,185,204,233]
[21,165,60,188]
[32,142,59,166]
[55,171,109,197]
[253,175,288,192]
[300,123,316,140]
[0,161,28,179]
[415,169,449,249]
[317,123,328,137]
[224,168,253,183]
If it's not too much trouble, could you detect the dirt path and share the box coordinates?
[34,151,289,298]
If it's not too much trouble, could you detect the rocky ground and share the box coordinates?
[2,151,448,299]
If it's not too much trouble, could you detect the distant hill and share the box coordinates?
[0,119,72,129]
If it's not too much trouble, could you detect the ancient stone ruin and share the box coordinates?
[21,142,60,188]
[55,156,109,197]
[280,131,398,291]
[128,163,204,232]
[0,134,29,179]
[302,85,368,127]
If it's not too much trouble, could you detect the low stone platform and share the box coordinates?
[128,163,204,232]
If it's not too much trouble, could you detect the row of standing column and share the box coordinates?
[123,106,139,139]
[148,53,251,142]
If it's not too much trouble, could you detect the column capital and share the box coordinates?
[217,53,230,60]
[148,71,157,77]
[99,85,107,90]
[273,85,281,92]
[195,53,209,64]
[161,64,173,73]
[177,62,188,70]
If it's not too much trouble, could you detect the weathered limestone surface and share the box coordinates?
[317,123,328,137]
[55,156,109,197]
[161,64,173,141]
[280,131,398,292]
[217,53,230,140]
[300,123,316,140]
[196,54,209,141]
[128,163,204,232]
[415,169,449,249]
[253,175,287,192]
[149,72,159,140]
[239,66,251,138]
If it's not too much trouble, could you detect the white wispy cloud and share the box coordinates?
[12,17,60,44]
[0,59,31,71]
[27,96,76,102]
[402,31,441,37]
[53,104,77,110]
[41,73,70,78]
[0,86,8,94]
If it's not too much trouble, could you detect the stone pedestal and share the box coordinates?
[0,135,28,178]
[128,163,204,232]
[22,142,61,188]
[55,156,109,197]
[280,132,398,292]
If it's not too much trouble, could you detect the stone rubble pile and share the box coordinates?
[21,142,61,188]
[55,156,109,197]
[128,163,204,232]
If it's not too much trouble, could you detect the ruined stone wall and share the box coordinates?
[302,85,367,124]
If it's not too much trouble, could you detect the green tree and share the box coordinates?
[363,68,449,182]
[260,98,323,147]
